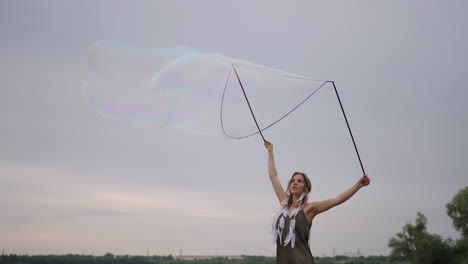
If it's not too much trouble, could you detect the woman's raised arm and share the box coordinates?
[306,175,370,219]
[265,141,287,204]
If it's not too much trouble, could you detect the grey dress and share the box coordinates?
[276,209,314,264]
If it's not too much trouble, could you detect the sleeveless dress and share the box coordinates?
[276,209,314,264]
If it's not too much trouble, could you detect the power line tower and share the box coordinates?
[344,248,362,258]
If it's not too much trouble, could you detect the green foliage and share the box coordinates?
[452,237,468,264]
[0,254,177,264]
[388,212,453,264]
[334,255,392,264]
[447,187,468,238]
[413,233,454,264]
[388,212,428,261]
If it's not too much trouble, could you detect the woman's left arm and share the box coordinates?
[306,175,370,219]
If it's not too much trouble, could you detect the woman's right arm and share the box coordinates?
[265,141,287,203]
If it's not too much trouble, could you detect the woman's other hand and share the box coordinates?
[264,141,273,152]
[358,174,371,187]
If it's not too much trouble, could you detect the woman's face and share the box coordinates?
[289,174,306,195]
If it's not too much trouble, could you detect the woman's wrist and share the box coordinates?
[354,182,362,190]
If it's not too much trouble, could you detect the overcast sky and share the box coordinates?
[1,0,467,258]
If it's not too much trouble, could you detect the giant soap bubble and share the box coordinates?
[82,41,329,138]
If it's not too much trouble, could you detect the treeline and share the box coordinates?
[0,254,394,264]
[387,186,468,264]
[0,254,175,264]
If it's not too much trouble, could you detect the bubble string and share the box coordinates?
[221,68,329,139]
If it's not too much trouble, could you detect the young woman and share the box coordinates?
[265,141,370,264]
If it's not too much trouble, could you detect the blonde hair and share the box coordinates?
[285,172,312,208]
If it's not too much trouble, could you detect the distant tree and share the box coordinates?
[345,255,394,264]
[388,212,453,264]
[314,256,339,264]
[452,237,468,264]
[104,252,114,258]
[447,187,468,238]
[388,212,427,261]
[446,186,468,263]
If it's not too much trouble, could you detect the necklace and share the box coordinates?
[271,192,306,248]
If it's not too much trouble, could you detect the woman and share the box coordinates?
[265,141,370,264]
